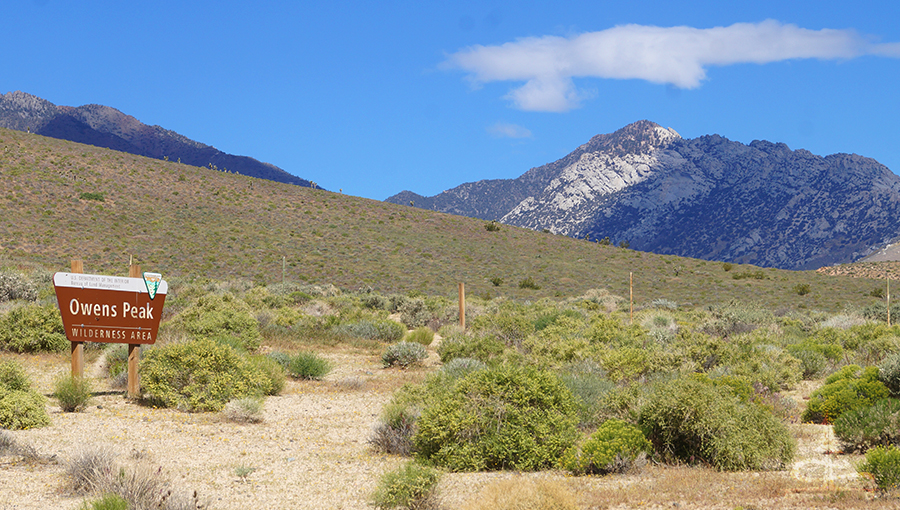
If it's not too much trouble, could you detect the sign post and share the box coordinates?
[54,269,167,399]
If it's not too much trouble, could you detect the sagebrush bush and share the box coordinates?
[404,327,435,346]
[382,341,428,368]
[802,365,889,424]
[0,387,50,429]
[334,319,406,342]
[558,362,615,428]
[53,375,93,412]
[140,338,270,412]
[0,271,37,302]
[858,445,900,491]
[878,352,900,397]
[222,397,265,423]
[372,461,441,510]
[414,365,579,471]
[399,298,431,328]
[559,419,650,475]
[0,303,67,353]
[0,359,31,391]
[639,375,795,471]
[833,398,900,452]
[369,402,419,455]
[102,344,129,379]
[437,331,506,364]
[172,292,261,351]
[287,351,332,380]
[440,357,486,380]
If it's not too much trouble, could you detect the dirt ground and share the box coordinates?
[0,350,884,510]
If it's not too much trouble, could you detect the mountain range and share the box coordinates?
[0,91,316,188]
[388,120,900,270]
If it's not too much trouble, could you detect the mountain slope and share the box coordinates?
[388,121,900,270]
[0,91,317,188]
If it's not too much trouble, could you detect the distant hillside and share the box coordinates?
[388,121,900,271]
[0,127,889,312]
[0,90,318,188]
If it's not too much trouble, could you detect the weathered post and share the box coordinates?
[71,259,84,378]
[629,272,634,325]
[128,264,141,399]
[458,282,466,329]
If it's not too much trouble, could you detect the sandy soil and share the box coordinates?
[0,350,873,510]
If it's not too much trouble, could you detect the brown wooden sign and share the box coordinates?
[54,272,167,345]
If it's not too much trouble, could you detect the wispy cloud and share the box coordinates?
[443,20,899,112]
[488,122,533,139]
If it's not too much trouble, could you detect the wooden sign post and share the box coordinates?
[54,264,167,399]
[70,259,85,378]
[458,282,466,329]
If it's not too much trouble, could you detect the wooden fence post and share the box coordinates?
[128,264,141,399]
[70,260,84,378]
[458,282,466,329]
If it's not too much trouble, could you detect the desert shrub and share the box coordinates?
[437,331,506,364]
[0,271,37,302]
[471,308,535,346]
[372,461,441,510]
[863,302,890,323]
[140,338,270,412]
[173,292,261,351]
[0,387,50,429]
[787,338,843,380]
[833,398,900,452]
[483,220,502,232]
[287,351,332,380]
[334,319,406,342]
[600,346,661,382]
[414,365,579,471]
[0,359,30,391]
[639,375,795,471]
[0,303,67,353]
[266,350,292,369]
[222,396,265,423]
[370,402,419,455]
[398,298,431,328]
[793,283,811,296]
[559,419,650,475]
[80,493,129,510]
[102,344,129,380]
[246,354,286,395]
[404,327,434,346]
[518,276,541,290]
[802,365,889,423]
[879,352,900,397]
[53,375,93,412]
[440,357,486,380]
[383,341,428,368]
[558,361,615,428]
[858,445,900,492]
[461,478,577,510]
[273,306,304,327]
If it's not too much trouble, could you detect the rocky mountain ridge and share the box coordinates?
[388,121,900,270]
[0,91,316,188]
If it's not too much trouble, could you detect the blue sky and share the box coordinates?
[3,1,899,200]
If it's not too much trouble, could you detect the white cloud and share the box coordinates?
[443,20,897,112]
[488,122,533,138]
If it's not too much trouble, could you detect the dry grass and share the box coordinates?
[459,477,579,510]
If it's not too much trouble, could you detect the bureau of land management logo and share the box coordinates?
[143,272,162,300]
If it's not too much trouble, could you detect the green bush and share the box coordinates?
[639,376,795,471]
[879,352,900,397]
[858,445,900,491]
[0,303,68,353]
[0,387,50,429]
[437,332,506,364]
[398,298,431,328]
[0,359,31,391]
[372,461,441,510]
[440,357,486,380]
[414,365,579,471]
[559,419,651,475]
[287,351,332,380]
[246,354,286,395]
[518,276,541,290]
[404,327,435,346]
[802,365,889,424]
[140,338,270,412]
[558,362,615,428]
[79,493,129,510]
[334,319,406,342]
[833,398,900,452]
[382,341,428,368]
[0,271,37,302]
[53,375,93,412]
[173,292,261,351]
